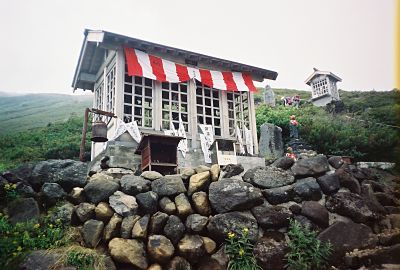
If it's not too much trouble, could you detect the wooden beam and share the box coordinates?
[79,72,97,82]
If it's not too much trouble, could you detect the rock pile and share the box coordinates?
[1,156,399,269]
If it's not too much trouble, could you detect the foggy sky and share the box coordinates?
[0,0,395,94]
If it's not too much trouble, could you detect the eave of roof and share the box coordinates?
[305,70,342,85]
[72,29,278,91]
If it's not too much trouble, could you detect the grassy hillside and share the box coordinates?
[0,93,92,134]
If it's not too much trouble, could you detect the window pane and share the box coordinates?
[162,121,169,129]
[197,106,203,114]
[213,99,219,107]
[181,84,187,92]
[214,118,220,126]
[206,117,212,124]
[162,101,169,110]
[162,111,169,120]
[198,116,203,124]
[196,97,203,105]
[134,107,142,116]
[181,113,188,122]
[205,107,211,115]
[171,83,178,91]
[145,109,152,117]
[212,90,219,98]
[124,84,132,93]
[145,78,152,87]
[144,98,152,108]
[135,77,142,84]
[124,95,132,104]
[205,99,211,106]
[162,82,169,89]
[215,128,221,136]
[135,96,142,105]
[181,94,187,103]
[162,91,169,99]
[135,86,142,95]
[124,105,132,114]
[181,104,187,112]
[172,112,179,121]
[144,118,152,127]
[145,88,152,97]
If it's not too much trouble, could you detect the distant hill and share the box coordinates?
[0,93,92,134]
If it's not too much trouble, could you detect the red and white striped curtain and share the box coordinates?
[124,47,257,92]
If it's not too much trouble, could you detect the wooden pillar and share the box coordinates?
[249,92,259,155]
[188,79,198,148]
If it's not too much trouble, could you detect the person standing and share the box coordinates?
[289,115,299,139]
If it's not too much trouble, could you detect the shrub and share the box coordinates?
[225,228,261,270]
[66,250,95,270]
[285,219,332,270]
[0,212,66,268]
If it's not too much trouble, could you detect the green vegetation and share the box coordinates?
[285,219,332,270]
[0,116,91,171]
[0,212,66,268]
[66,249,96,270]
[225,228,261,270]
[255,89,400,162]
[0,93,92,134]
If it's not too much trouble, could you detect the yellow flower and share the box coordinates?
[49,224,54,229]
[34,223,40,229]
[239,248,245,256]
[228,232,235,239]
[242,227,249,234]
[4,184,10,189]
[17,246,22,251]
[12,184,17,189]
[12,252,17,257]
[56,219,61,224]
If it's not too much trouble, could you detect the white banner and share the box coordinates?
[236,125,245,154]
[110,118,141,143]
[177,117,188,157]
[244,126,254,155]
[199,124,214,163]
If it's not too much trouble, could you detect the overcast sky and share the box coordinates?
[0,0,395,94]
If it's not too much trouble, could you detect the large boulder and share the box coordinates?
[109,191,138,217]
[293,177,322,201]
[178,234,206,264]
[68,187,86,205]
[251,203,291,229]
[108,238,148,269]
[222,164,244,178]
[166,256,192,270]
[272,156,295,170]
[31,159,87,192]
[141,171,163,181]
[136,191,159,215]
[328,156,344,169]
[191,191,212,216]
[188,171,210,195]
[317,174,340,195]
[164,215,185,245]
[262,185,294,205]
[147,235,175,263]
[121,215,140,239]
[41,182,66,206]
[207,211,259,242]
[210,164,220,181]
[242,166,264,182]
[254,238,287,270]
[318,221,376,263]
[84,179,119,204]
[82,219,104,248]
[291,155,330,177]
[149,212,169,234]
[103,213,123,242]
[175,193,193,216]
[335,168,361,194]
[209,179,263,213]
[95,202,114,222]
[8,197,40,224]
[75,202,96,223]
[185,214,208,232]
[132,214,150,239]
[19,250,62,270]
[151,176,187,196]
[120,175,151,195]
[301,201,329,228]
[249,167,295,189]
[181,167,196,181]
[159,197,176,215]
[325,192,376,223]
[48,202,74,225]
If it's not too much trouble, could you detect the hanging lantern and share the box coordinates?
[91,121,108,142]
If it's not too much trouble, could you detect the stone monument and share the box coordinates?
[258,123,284,159]
[264,85,276,107]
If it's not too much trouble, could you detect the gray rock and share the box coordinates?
[108,238,148,269]
[8,197,40,224]
[15,182,36,198]
[49,202,74,225]
[68,187,86,205]
[375,192,399,207]
[344,244,400,268]
[361,184,386,214]
[291,155,330,177]
[149,211,169,234]
[75,202,96,223]
[242,166,264,182]
[318,221,376,263]
[192,191,212,216]
[181,167,196,181]
[251,166,295,189]
[195,165,211,173]
[325,192,376,223]
[188,171,210,195]
[41,182,66,206]
[151,176,186,197]
[335,168,361,194]
[328,156,344,169]
[19,250,62,270]
[178,234,206,264]
[95,202,114,222]
[120,175,151,195]
[82,219,104,248]
[185,214,208,232]
[211,246,229,269]
[317,174,340,195]
[147,235,175,263]
[209,179,263,213]
[109,191,138,217]
[132,214,150,239]
[254,238,287,270]
[259,123,284,159]
[120,215,140,239]
[222,164,244,178]
[207,211,259,242]
[293,177,322,201]
[136,191,158,215]
[164,215,185,245]
[103,213,123,242]
[141,171,163,180]
[84,179,119,204]
[159,197,176,215]
[263,185,294,205]
[301,201,329,228]
[251,203,291,229]
[31,159,87,192]
[175,193,193,216]
[166,256,192,270]
[272,156,295,170]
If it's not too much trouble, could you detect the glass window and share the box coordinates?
[227,92,250,137]
[195,81,221,136]
[161,81,189,132]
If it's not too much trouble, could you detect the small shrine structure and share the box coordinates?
[305,68,342,106]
